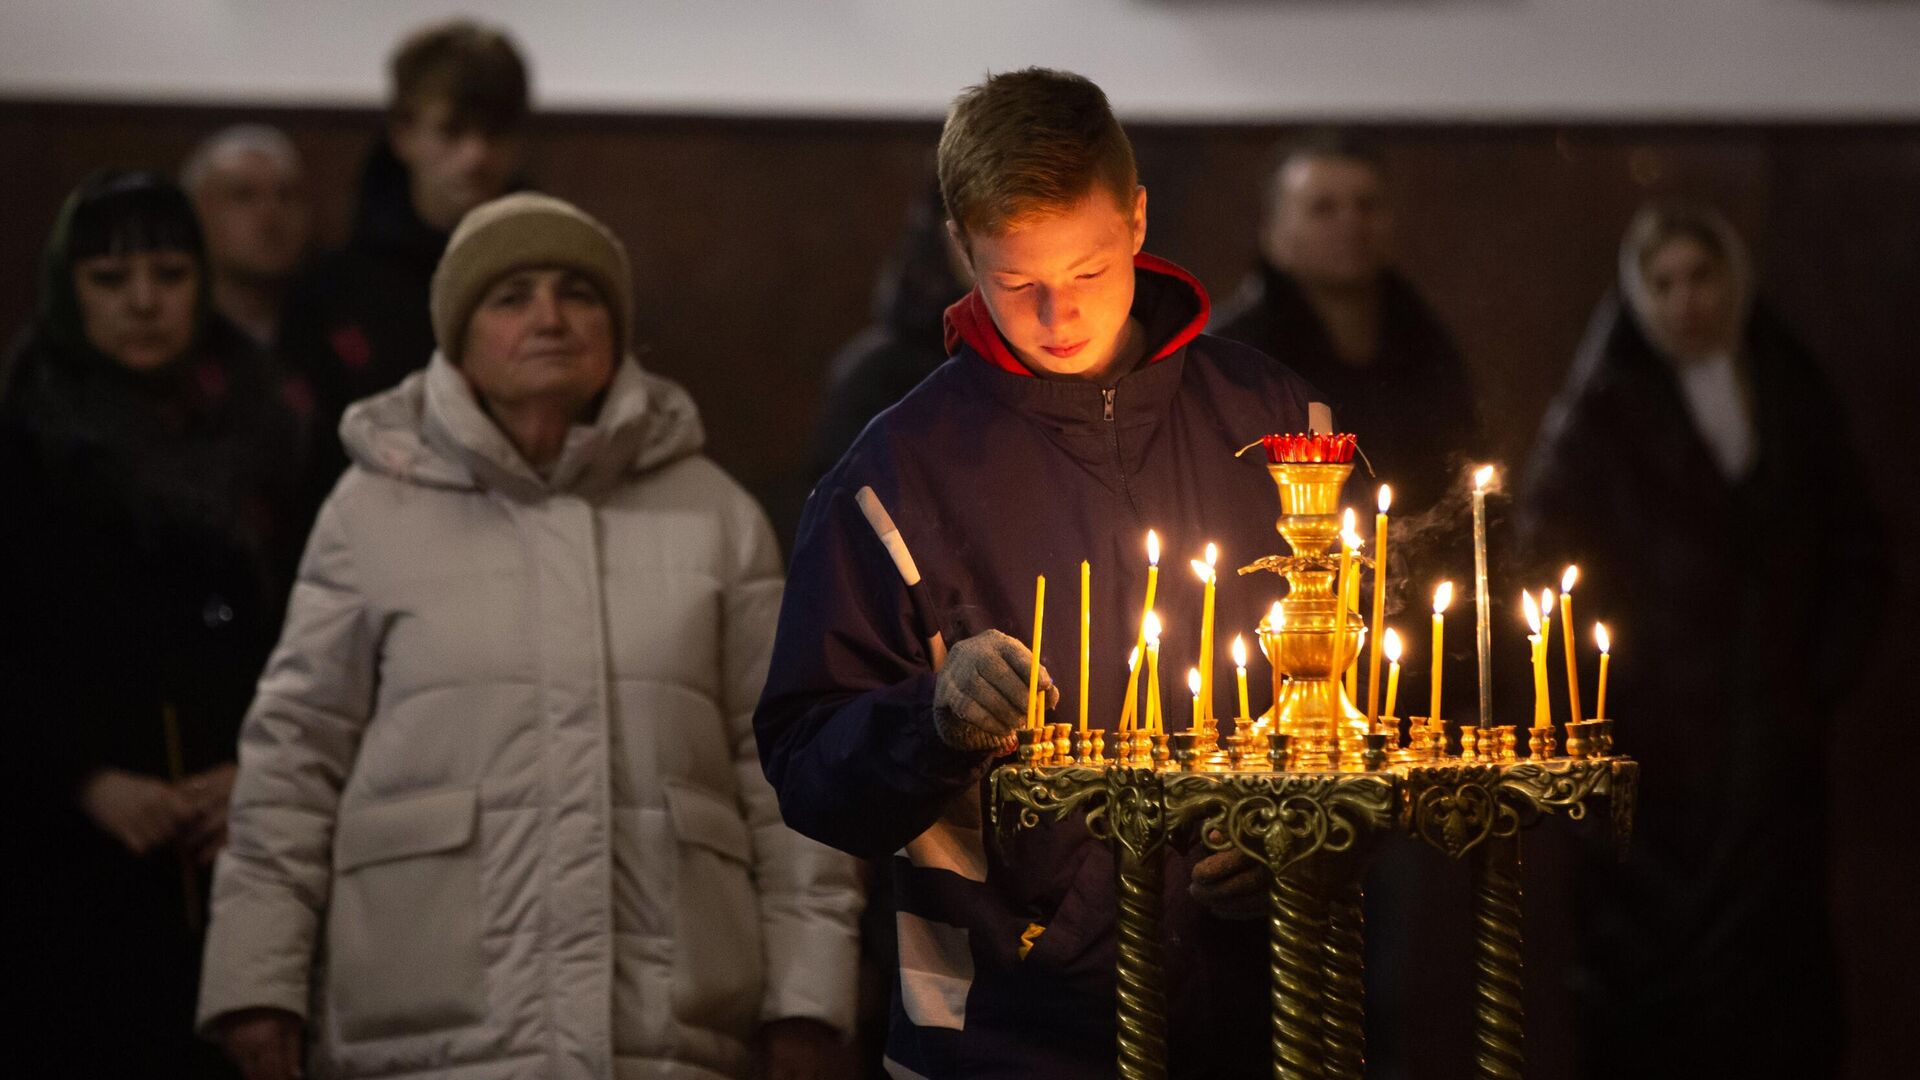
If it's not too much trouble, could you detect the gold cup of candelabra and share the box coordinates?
[1255,461,1368,770]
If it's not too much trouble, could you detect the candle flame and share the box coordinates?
[1595,622,1611,654]
[1188,668,1203,696]
[1384,627,1402,663]
[1128,646,1140,671]
[1190,559,1214,583]
[1540,588,1556,616]
[1433,580,1454,614]
[1522,590,1542,634]
[1146,529,1160,566]
[1473,465,1495,491]
[1267,601,1285,631]
[1561,564,1579,593]
[1144,611,1162,646]
[1342,507,1356,533]
[1378,484,1393,513]
[1232,634,1249,669]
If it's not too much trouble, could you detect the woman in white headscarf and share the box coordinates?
[1516,201,1883,1079]
[197,193,861,1080]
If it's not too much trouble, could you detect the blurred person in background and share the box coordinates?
[182,124,313,351]
[198,194,860,1080]
[1,170,311,1078]
[1212,132,1482,521]
[805,179,972,487]
[1516,200,1884,1079]
[280,18,530,463]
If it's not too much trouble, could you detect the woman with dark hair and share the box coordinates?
[1,170,310,1077]
[1516,201,1885,1079]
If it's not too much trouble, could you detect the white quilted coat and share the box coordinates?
[198,355,861,1079]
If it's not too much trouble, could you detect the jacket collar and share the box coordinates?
[340,352,705,501]
[942,253,1211,378]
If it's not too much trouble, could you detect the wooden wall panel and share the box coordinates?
[1,99,1913,1078]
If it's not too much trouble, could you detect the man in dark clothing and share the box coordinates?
[1516,202,1883,1080]
[806,181,972,487]
[279,19,528,460]
[1212,134,1481,524]
[755,69,1326,1079]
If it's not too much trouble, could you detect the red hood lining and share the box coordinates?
[942,253,1211,377]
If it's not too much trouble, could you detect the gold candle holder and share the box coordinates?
[1150,732,1172,769]
[1362,732,1390,772]
[1073,729,1107,764]
[1251,461,1368,772]
[1488,725,1518,762]
[1459,724,1480,761]
[1014,727,1044,764]
[1223,730,1249,770]
[1528,723,1556,760]
[1052,722,1072,763]
[1564,720,1596,759]
[1594,718,1614,757]
[1267,732,1293,772]
[1170,731,1201,771]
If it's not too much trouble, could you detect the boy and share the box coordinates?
[756,69,1326,1078]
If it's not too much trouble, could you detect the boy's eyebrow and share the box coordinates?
[992,250,1105,278]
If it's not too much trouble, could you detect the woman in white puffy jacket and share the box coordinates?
[197,193,862,1080]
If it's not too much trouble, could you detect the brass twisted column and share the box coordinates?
[1321,884,1367,1080]
[1107,768,1170,1080]
[1270,869,1330,1080]
[1470,835,1525,1080]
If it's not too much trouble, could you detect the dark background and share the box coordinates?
[2,100,1914,1077]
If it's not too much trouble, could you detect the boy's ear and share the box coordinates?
[1130,186,1149,254]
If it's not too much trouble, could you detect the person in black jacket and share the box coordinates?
[755,69,1328,1079]
[1,171,310,1078]
[278,19,528,469]
[1516,200,1884,1080]
[1212,133,1481,524]
[806,180,972,486]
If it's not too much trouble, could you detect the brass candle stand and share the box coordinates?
[990,441,1637,1079]
[992,747,1638,1080]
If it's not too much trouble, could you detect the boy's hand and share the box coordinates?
[1189,830,1270,919]
[933,629,1057,752]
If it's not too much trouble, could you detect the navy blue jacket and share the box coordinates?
[756,256,1323,1078]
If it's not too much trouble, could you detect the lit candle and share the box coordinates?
[1594,623,1612,719]
[1330,510,1358,715]
[1079,560,1091,733]
[1523,590,1548,729]
[1026,574,1047,729]
[1430,581,1453,722]
[1366,485,1392,727]
[1382,628,1403,722]
[1559,565,1584,723]
[1188,668,1203,731]
[1144,612,1164,733]
[1232,634,1252,721]
[1119,531,1161,732]
[1471,466,1495,730]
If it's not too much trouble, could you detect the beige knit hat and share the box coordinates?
[430,192,633,363]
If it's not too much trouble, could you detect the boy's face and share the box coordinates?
[956,186,1147,382]
[391,98,525,232]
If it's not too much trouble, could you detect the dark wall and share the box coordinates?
[3,99,1914,1077]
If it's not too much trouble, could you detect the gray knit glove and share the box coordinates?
[932,629,1058,753]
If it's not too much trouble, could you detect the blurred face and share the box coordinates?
[460,267,615,416]
[193,150,311,283]
[958,187,1147,382]
[1263,156,1392,289]
[1641,236,1738,361]
[73,250,199,372]
[391,98,524,231]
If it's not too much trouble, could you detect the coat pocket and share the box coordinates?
[327,787,487,1043]
[663,781,763,1034]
